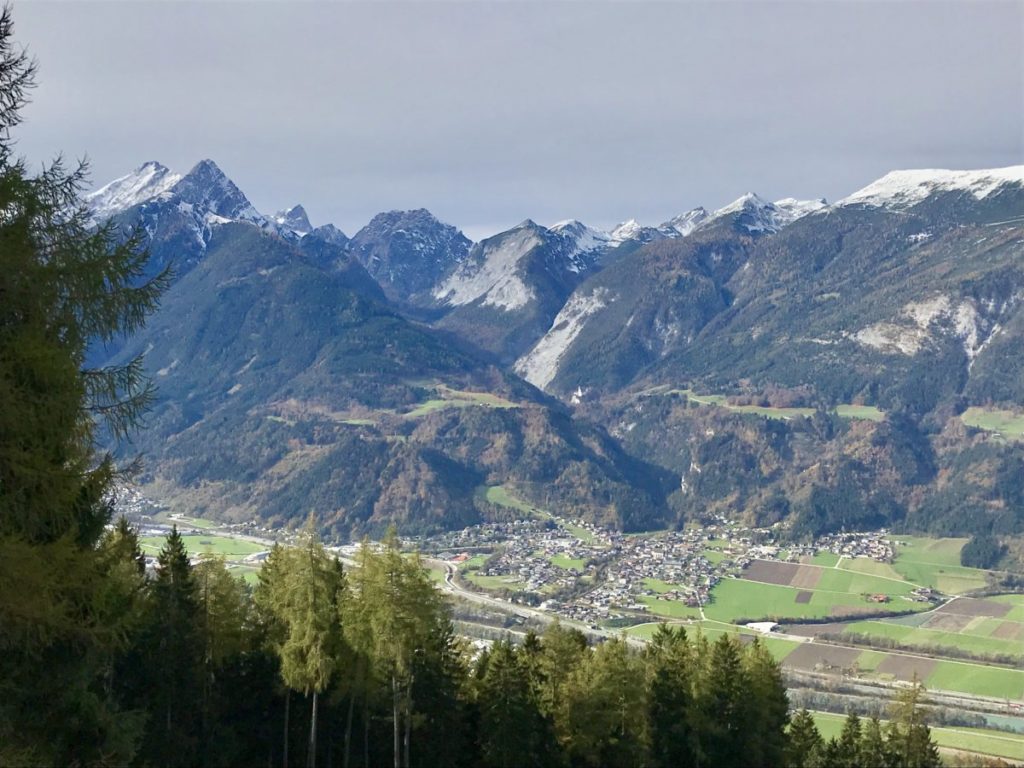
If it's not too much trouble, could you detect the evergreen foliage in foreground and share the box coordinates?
[45,520,951,768]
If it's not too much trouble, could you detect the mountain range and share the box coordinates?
[89,159,1024,542]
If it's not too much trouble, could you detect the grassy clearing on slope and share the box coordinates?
[403,385,519,419]
[834,404,886,422]
[961,407,1024,441]
[140,534,265,558]
[674,390,885,422]
[809,712,1024,762]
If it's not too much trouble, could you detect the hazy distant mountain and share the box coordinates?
[347,208,471,304]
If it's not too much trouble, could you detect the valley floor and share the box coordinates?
[121,489,1024,762]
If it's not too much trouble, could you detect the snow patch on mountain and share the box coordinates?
[840,166,1024,208]
[610,219,644,243]
[660,208,708,237]
[172,159,266,226]
[433,225,542,311]
[700,193,827,235]
[551,219,611,254]
[515,288,614,388]
[772,198,829,226]
[85,161,181,220]
[273,204,313,236]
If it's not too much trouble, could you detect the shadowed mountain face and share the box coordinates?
[347,208,472,304]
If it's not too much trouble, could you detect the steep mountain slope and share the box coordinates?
[87,159,349,279]
[347,208,471,304]
[113,223,670,536]
[431,219,616,364]
[651,169,1024,413]
[514,193,794,395]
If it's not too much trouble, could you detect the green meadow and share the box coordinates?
[889,536,989,594]
[140,533,265,558]
[961,406,1024,441]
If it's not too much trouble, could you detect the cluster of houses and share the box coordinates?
[815,531,896,561]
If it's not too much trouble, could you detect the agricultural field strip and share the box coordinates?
[742,562,923,595]
[843,620,1024,656]
[836,561,927,589]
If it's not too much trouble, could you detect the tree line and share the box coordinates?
[23,516,946,768]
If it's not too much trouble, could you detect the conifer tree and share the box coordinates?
[561,638,648,768]
[475,640,551,768]
[785,709,824,768]
[142,526,203,760]
[645,625,696,768]
[0,7,165,762]
[695,634,747,768]
[836,712,862,768]
[859,716,892,768]
[270,528,347,768]
[887,680,941,768]
[741,638,790,767]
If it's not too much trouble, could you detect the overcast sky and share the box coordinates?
[13,0,1024,240]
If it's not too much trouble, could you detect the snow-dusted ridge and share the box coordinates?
[85,161,182,220]
[839,166,1024,209]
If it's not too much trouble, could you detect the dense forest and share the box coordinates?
[0,8,972,766]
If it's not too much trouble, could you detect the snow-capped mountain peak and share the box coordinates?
[171,159,265,225]
[551,219,613,255]
[660,207,709,237]
[273,204,313,236]
[85,161,182,220]
[772,197,829,226]
[610,219,644,243]
[700,193,827,234]
[839,166,1024,209]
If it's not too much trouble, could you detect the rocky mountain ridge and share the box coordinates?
[87,161,1024,540]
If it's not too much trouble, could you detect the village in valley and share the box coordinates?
[410,505,916,628]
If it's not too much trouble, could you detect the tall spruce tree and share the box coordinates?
[0,7,165,763]
[475,640,552,768]
[887,680,941,768]
[645,625,696,768]
[142,526,204,760]
[742,638,790,767]
[785,709,824,768]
